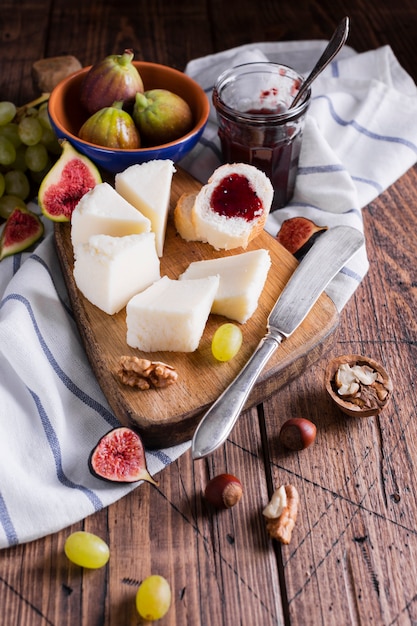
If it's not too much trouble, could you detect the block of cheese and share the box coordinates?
[179,249,271,323]
[73,232,160,315]
[126,275,220,352]
[115,160,176,257]
[71,182,151,249]
[191,163,274,250]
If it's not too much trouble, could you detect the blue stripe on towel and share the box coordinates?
[298,164,346,175]
[0,293,119,427]
[28,388,104,509]
[314,94,417,154]
[0,491,19,546]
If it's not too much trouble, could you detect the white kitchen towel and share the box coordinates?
[1,41,417,549]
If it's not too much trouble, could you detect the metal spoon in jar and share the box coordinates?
[290,16,350,109]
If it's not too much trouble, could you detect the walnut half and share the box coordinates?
[325,354,393,417]
[116,356,178,390]
[263,484,299,545]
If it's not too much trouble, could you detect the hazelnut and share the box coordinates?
[204,473,243,509]
[279,417,317,451]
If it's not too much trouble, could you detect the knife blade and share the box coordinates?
[191,225,364,460]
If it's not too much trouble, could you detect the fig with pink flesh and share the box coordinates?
[80,49,144,115]
[38,139,101,222]
[276,216,328,260]
[0,206,43,260]
[79,101,141,149]
[89,427,158,485]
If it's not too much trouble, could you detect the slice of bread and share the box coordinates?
[191,163,274,250]
[173,192,199,242]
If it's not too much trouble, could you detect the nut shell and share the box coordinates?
[325,354,393,417]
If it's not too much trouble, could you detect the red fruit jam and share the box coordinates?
[218,105,303,211]
[211,173,263,221]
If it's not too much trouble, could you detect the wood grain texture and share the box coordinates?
[55,167,338,447]
[1,1,417,625]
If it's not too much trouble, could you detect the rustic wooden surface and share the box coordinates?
[1,1,417,624]
[55,166,339,448]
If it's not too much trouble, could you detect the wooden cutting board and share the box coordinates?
[54,167,339,448]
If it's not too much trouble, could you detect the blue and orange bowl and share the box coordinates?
[48,61,210,174]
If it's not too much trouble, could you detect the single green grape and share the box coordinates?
[18,116,43,146]
[0,135,16,166]
[211,323,243,362]
[64,531,110,569]
[136,575,172,621]
[4,170,30,200]
[0,101,17,126]
[0,122,22,148]
[38,102,53,130]
[0,194,28,219]
[0,173,5,199]
[25,143,49,172]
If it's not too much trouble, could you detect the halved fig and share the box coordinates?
[88,426,158,485]
[0,206,44,260]
[276,216,328,260]
[38,139,101,222]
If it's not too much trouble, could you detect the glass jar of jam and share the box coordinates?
[212,62,311,210]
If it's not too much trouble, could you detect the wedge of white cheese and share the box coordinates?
[115,160,176,257]
[71,182,151,249]
[179,248,271,323]
[73,232,160,315]
[126,275,220,352]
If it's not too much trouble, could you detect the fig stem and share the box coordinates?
[119,49,134,66]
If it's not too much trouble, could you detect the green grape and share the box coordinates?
[25,143,48,172]
[12,144,28,171]
[136,575,172,621]
[4,170,30,200]
[0,172,5,198]
[0,136,16,166]
[0,194,27,219]
[29,158,52,185]
[40,126,61,154]
[0,122,22,148]
[0,101,17,126]
[38,102,52,130]
[18,116,43,146]
[64,531,110,569]
[211,323,243,362]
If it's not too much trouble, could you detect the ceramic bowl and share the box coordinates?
[325,354,393,417]
[47,61,210,174]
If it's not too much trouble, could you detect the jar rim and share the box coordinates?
[213,61,311,124]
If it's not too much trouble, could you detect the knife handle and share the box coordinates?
[191,331,283,459]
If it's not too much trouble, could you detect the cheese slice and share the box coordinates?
[71,182,151,249]
[126,275,220,352]
[73,232,160,315]
[115,160,176,257]
[179,249,271,323]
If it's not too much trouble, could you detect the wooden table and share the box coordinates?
[2,1,417,624]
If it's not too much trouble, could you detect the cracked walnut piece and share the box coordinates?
[263,484,299,544]
[117,356,178,390]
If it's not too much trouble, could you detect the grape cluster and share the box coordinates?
[0,98,61,220]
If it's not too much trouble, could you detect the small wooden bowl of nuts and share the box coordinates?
[325,354,393,418]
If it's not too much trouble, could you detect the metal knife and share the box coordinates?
[191,225,364,460]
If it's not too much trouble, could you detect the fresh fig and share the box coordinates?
[0,205,43,260]
[88,426,158,485]
[80,49,144,115]
[79,101,140,149]
[276,216,328,260]
[38,139,101,222]
[132,89,193,146]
